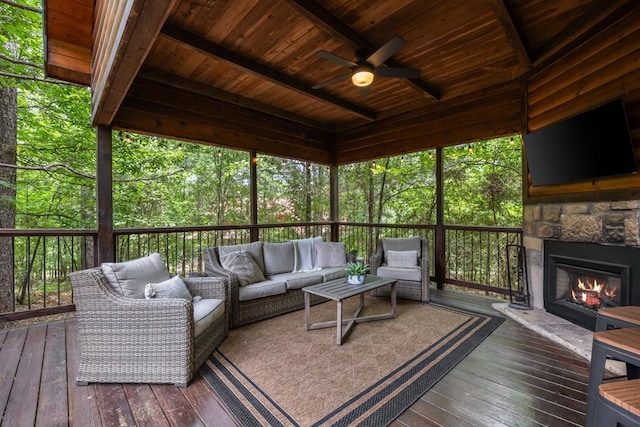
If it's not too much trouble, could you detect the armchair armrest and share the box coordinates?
[369,244,384,274]
[184,276,227,300]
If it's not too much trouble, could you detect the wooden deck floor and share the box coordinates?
[0,289,596,426]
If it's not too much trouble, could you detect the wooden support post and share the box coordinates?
[435,146,445,289]
[330,164,339,242]
[96,125,114,264]
[250,151,259,242]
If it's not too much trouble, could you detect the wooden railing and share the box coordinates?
[0,222,521,319]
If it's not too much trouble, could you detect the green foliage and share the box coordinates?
[345,261,369,276]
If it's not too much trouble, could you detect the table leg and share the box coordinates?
[304,291,310,331]
[337,300,343,345]
[391,281,397,317]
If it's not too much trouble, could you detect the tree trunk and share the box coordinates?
[0,86,18,313]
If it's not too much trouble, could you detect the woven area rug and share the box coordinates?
[200,295,503,427]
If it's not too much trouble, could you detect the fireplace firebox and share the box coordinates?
[544,240,640,330]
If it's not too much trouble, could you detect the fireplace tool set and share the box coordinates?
[506,244,532,309]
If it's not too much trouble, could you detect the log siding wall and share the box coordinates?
[525,8,640,200]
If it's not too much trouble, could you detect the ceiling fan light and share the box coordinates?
[352,68,374,87]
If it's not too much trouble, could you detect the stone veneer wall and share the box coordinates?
[523,200,640,309]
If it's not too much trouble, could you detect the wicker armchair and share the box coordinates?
[369,237,430,303]
[69,267,228,387]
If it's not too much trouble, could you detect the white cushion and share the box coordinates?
[386,250,418,268]
[220,250,266,286]
[193,298,224,337]
[144,275,192,300]
[315,242,346,268]
[101,253,171,298]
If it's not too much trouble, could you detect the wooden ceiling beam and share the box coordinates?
[138,66,333,131]
[161,25,376,122]
[288,0,440,101]
[91,0,177,126]
[487,0,532,69]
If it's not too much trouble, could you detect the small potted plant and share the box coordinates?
[346,261,369,285]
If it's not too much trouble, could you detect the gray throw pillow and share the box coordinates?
[218,241,265,274]
[101,253,171,298]
[144,275,192,300]
[386,250,418,268]
[315,242,346,268]
[263,242,295,275]
[221,250,266,286]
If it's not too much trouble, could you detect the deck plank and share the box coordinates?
[3,323,46,427]
[94,384,137,426]
[36,321,69,427]
[150,384,207,427]
[65,319,101,426]
[123,384,170,426]
[0,327,28,423]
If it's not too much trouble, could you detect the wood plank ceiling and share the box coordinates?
[43,0,637,165]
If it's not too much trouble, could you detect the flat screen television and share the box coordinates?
[523,99,637,187]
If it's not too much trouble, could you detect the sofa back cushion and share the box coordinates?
[315,242,346,268]
[101,252,171,298]
[263,241,295,275]
[220,250,266,286]
[218,241,265,273]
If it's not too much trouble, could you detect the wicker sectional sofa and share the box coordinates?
[204,238,347,328]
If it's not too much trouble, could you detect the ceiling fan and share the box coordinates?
[312,36,420,96]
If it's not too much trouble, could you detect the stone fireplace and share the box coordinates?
[523,200,640,330]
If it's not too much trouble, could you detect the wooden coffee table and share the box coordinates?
[302,275,397,345]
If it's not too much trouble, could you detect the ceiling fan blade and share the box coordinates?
[312,72,352,89]
[375,67,420,78]
[367,36,406,67]
[316,50,357,69]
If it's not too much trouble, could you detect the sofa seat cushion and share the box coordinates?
[238,280,287,301]
[101,253,171,298]
[267,272,323,290]
[319,267,347,282]
[193,298,224,337]
[218,241,265,274]
[376,266,421,282]
[376,265,421,282]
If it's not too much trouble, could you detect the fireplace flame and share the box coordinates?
[571,277,616,308]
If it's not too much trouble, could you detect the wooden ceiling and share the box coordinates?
[43,0,640,165]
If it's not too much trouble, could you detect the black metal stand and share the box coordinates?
[506,244,532,310]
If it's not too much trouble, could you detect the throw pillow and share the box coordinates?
[263,242,295,275]
[144,275,192,300]
[101,252,171,298]
[315,242,347,268]
[220,250,266,286]
[386,250,418,268]
[217,241,265,273]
